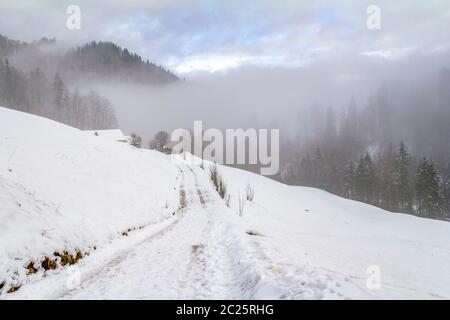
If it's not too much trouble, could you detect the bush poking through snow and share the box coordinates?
[246,183,255,202]
[236,184,254,217]
[7,285,21,294]
[210,165,219,191]
[26,262,38,275]
[41,257,57,271]
[218,179,227,199]
[60,250,83,266]
[238,193,244,217]
[210,164,227,199]
[246,230,262,236]
[1,249,89,295]
[191,244,203,253]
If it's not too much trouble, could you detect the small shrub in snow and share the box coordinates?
[26,262,38,275]
[60,250,83,266]
[238,194,244,217]
[246,230,262,236]
[218,179,227,199]
[210,165,227,200]
[210,165,219,191]
[246,183,255,202]
[41,257,57,270]
[7,285,21,294]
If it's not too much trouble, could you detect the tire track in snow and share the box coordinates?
[185,164,347,300]
[61,164,213,299]
[60,161,338,300]
[181,164,250,299]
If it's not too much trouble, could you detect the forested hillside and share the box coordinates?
[0,59,117,130]
[282,68,450,220]
[0,34,178,130]
[62,41,178,85]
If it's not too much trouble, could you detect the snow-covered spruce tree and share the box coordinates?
[415,157,444,219]
[393,140,412,212]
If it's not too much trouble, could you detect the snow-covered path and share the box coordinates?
[58,162,362,300]
[62,163,243,299]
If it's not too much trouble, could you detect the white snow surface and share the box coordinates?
[84,129,128,142]
[0,107,179,295]
[1,107,450,300]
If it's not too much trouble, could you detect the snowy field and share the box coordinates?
[1,107,450,299]
[0,107,180,296]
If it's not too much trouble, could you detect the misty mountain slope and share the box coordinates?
[62,41,179,85]
[0,34,26,58]
[0,107,180,296]
[2,107,450,299]
[0,33,178,85]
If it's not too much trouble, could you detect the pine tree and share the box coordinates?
[415,158,444,219]
[312,146,325,189]
[379,143,397,210]
[355,152,377,203]
[338,97,360,159]
[442,176,450,218]
[393,140,412,212]
[323,106,337,148]
[28,67,49,114]
[344,160,355,199]
[3,59,13,105]
[52,73,65,109]
[299,155,313,186]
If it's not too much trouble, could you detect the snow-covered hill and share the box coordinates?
[0,107,180,295]
[1,107,450,299]
[220,165,450,299]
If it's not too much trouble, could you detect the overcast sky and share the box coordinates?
[0,0,449,77]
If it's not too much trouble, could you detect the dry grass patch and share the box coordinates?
[191,244,203,253]
[179,190,187,209]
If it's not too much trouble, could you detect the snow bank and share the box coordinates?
[0,107,179,295]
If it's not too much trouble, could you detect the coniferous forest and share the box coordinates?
[282,69,450,220]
